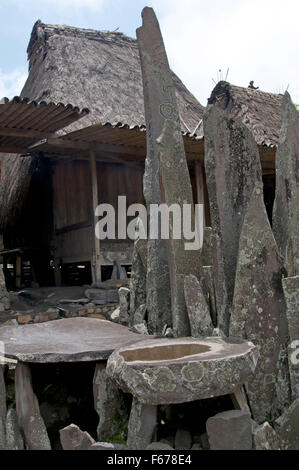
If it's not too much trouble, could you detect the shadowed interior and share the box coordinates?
[120,343,211,362]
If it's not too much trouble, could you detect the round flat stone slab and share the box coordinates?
[106,336,259,404]
[0,318,154,363]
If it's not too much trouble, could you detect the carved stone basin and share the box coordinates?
[106,336,259,405]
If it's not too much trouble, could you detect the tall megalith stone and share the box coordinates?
[273,92,299,276]
[137,7,199,335]
[204,104,262,335]
[230,182,291,423]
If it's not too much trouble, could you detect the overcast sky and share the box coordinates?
[0,0,298,106]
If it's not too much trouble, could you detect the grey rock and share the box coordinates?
[146,441,173,450]
[274,399,299,450]
[0,268,10,312]
[273,92,299,276]
[174,429,192,450]
[253,421,280,450]
[157,119,200,337]
[184,274,213,337]
[127,397,157,450]
[199,227,213,267]
[107,336,258,405]
[206,410,252,450]
[110,307,120,322]
[0,365,6,450]
[5,409,24,450]
[130,322,149,335]
[133,303,147,326]
[89,442,128,450]
[282,276,299,400]
[111,261,128,280]
[137,7,175,335]
[129,241,146,327]
[59,298,90,305]
[191,443,203,450]
[93,363,128,442]
[0,317,154,363]
[230,182,291,423]
[59,423,95,450]
[204,104,262,335]
[199,433,210,450]
[15,362,51,450]
[201,265,217,327]
[118,287,130,326]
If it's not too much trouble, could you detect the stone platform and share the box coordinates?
[0,317,153,363]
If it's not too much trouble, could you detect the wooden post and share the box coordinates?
[195,161,206,229]
[90,149,101,283]
[15,254,22,289]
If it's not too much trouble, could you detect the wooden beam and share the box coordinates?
[195,161,206,228]
[15,253,22,289]
[0,127,54,139]
[0,146,31,154]
[90,149,101,283]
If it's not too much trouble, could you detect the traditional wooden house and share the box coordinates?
[0,21,283,289]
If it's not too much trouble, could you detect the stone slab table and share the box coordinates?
[0,318,154,449]
[106,336,259,449]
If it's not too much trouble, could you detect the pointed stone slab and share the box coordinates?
[204,105,262,335]
[274,399,299,450]
[273,92,299,276]
[0,267,10,312]
[0,365,6,450]
[184,274,213,337]
[282,276,299,400]
[15,362,51,450]
[93,363,128,442]
[127,398,157,450]
[157,120,200,336]
[230,182,290,423]
[136,7,174,334]
[5,409,24,450]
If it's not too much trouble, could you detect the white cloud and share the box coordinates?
[0,68,28,99]
[151,0,299,105]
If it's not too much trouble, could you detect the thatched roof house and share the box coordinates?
[0,22,285,288]
[0,21,205,288]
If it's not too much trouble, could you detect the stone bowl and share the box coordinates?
[106,336,259,405]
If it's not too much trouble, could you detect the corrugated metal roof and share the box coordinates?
[0,96,89,153]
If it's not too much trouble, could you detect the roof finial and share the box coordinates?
[248,80,259,89]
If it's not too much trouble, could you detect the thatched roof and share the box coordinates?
[0,21,205,230]
[23,21,204,133]
[208,81,283,147]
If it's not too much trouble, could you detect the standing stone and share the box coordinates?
[136,7,174,335]
[111,261,128,280]
[0,365,6,450]
[230,182,290,423]
[93,363,128,442]
[59,423,95,450]
[274,399,299,450]
[206,410,252,450]
[127,398,157,450]
[282,276,299,400]
[5,409,24,450]
[157,120,200,336]
[184,274,213,337]
[201,265,217,327]
[174,429,192,450]
[253,422,280,450]
[204,105,262,335]
[118,287,130,326]
[273,92,299,276]
[0,268,10,312]
[137,8,199,336]
[199,227,213,267]
[130,237,147,326]
[15,362,51,450]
